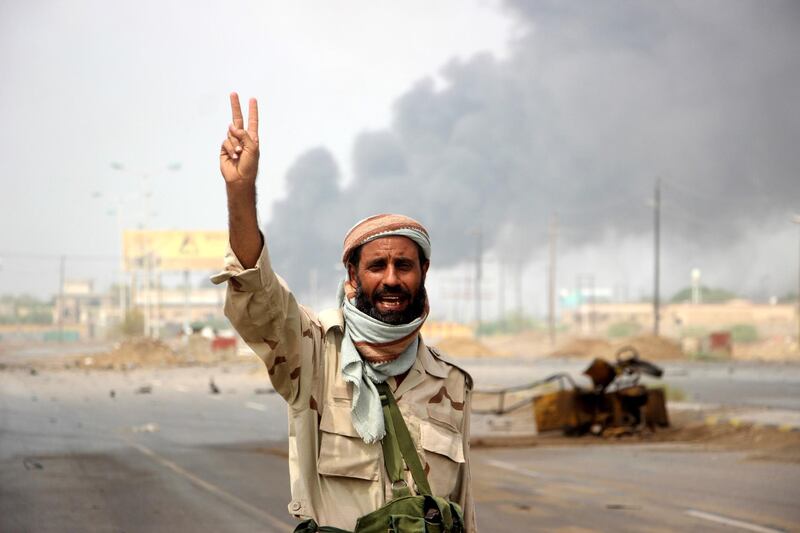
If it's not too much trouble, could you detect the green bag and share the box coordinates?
[294,383,464,533]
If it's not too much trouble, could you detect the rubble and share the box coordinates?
[549,334,684,360]
[549,337,612,358]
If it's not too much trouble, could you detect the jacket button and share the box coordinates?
[290,501,302,512]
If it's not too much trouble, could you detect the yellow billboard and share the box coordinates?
[123,230,228,272]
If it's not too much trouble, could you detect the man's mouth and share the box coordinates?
[375,294,409,312]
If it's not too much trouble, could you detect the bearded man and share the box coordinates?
[213,93,476,532]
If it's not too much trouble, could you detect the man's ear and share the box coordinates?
[421,260,430,280]
[347,262,357,283]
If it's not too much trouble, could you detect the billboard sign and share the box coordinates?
[123,230,228,272]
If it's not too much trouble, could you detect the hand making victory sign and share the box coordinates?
[220,92,263,269]
[220,92,260,185]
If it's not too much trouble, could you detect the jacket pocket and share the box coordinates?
[420,421,465,497]
[318,403,380,481]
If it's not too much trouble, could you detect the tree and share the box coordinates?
[670,286,737,304]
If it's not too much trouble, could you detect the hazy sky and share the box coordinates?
[0,0,513,297]
[1,1,798,318]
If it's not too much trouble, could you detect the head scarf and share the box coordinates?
[338,213,431,443]
[342,213,431,266]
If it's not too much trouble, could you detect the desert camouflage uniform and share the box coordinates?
[211,242,477,532]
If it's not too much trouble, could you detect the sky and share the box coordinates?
[1,1,799,321]
[0,0,514,298]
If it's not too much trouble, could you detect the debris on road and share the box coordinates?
[134,385,152,394]
[209,377,220,394]
[22,458,43,470]
[130,423,159,433]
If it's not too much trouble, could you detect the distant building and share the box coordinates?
[52,279,116,339]
[46,280,228,340]
[562,300,797,338]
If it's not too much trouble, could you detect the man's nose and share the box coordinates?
[383,265,400,286]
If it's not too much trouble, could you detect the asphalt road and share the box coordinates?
[1,360,799,532]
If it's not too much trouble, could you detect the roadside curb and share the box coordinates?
[703,414,800,433]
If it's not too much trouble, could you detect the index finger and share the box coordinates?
[247,98,258,138]
[230,92,244,129]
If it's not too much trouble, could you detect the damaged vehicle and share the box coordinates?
[533,347,670,436]
[472,347,670,438]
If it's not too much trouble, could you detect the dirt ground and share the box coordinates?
[481,330,552,357]
[2,337,243,372]
[475,409,800,463]
[733,336,800,361]
[480,330,800,362]
[549,334,685,360]
[467,331,688,360]
[433,336,496,357]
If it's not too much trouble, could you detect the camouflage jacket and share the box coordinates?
[211,243,477,532]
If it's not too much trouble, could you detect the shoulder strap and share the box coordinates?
[428,345,473,390]
[375,382,432,498]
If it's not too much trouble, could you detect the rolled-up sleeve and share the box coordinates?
[211,237,319,407]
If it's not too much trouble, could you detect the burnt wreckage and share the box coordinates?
[474,347,669,437]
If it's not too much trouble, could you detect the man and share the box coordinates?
[213,93,476,531]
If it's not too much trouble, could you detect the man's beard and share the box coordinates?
[353,280,427,325]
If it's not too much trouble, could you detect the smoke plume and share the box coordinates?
[265,0,800,302]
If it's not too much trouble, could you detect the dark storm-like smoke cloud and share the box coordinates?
[266,0,800,297]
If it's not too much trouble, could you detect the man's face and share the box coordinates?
[347,236,429,325]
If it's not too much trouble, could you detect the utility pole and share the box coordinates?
[154,267,161,340]
[58,255,65,343]
[653,178,661,336]
[589,274,596,334]
[575,273,595,335]
[515,263,523,317]
[144,253,152,338]
[794,215,800,349]
[548,213,558,346]
[183,270,191,334]
[498,260,505,330]
[130,269,138,333]
[475,230,483,336]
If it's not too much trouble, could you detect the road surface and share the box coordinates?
[1,359,798,532]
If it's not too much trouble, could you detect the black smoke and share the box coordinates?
[266,0,800,301]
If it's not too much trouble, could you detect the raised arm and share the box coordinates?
[220,92,262,268]
[214,93,320,407]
